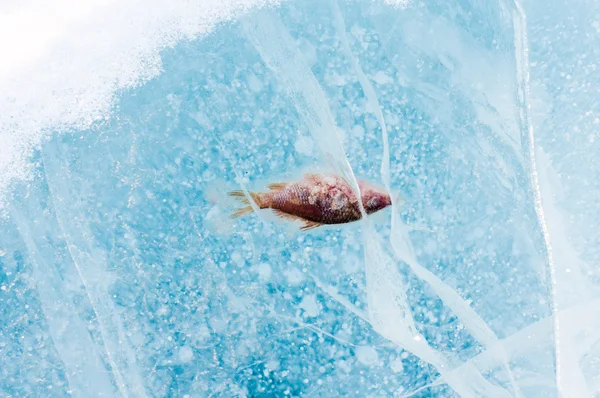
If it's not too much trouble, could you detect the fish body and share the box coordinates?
[229,173,391,230]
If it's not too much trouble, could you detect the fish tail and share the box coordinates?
[228,190,250,204]
[231,206,254,219]
[250,192,264,208]
[228,190,265,219]
[228,190,264,207]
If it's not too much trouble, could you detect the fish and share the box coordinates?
[228,173,392,231]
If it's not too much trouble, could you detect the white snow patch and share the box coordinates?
[0,0,280,206]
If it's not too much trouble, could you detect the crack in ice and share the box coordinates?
[331,1,521,396]
[242,9,512,397]
[511,1,564,395]
[40,142,147,398]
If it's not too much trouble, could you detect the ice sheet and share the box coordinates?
[2,0,600,396]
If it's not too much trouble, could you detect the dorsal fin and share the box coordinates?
[267,182,288,191]
[304,173,323,185]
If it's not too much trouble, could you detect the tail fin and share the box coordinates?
[228,190,263,218]
[231,206,254,218]
[228,190,250,204]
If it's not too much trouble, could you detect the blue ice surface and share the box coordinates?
[2,0,599,396]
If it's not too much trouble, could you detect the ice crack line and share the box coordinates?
[332,1,521,395]
[511,0,561,394]
[243,8,515,397]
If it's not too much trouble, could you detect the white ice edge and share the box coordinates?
[0,0,281,209]
[242,9,511,397]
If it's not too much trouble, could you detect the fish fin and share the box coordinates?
[300,221,322,231]
[272,209,304,221]
[228,190,250,204]
[272,210,322,231]
[304,173,321,183]
[228,190,264,208]
[267,182,287,191]
[228,190,267,219]
[230,206,254,219]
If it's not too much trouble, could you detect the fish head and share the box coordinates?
[358,181,392,214]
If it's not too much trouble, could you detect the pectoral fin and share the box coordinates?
[272,209,303,221]
[272,210,322,231]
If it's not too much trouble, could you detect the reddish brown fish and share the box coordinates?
[228,173,392,230]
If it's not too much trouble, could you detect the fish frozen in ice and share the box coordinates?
[228,173,392,230]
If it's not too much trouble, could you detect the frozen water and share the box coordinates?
[1,0,599,397]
